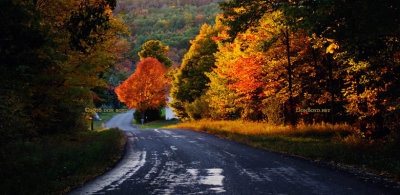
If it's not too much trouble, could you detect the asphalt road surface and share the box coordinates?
[69,111,396,195]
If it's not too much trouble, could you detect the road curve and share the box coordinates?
[69,111,396,195]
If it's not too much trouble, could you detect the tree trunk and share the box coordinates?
[285,29,296,127]
[326,53,335,124]
[355,73,367,133]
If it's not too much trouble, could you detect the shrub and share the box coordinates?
[184,95,210,120]
[262,97,285,125]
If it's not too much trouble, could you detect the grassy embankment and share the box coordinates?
[167,120,400,180]
[2,112,126,194]
[137,119,180,129]
[0,129,126,195]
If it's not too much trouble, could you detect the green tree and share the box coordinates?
[205,71,239,120]
[170,20,224,120]
[0,0,127,141]
[138,40,174,68]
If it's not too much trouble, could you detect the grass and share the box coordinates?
[91,112,120,130]
[138,119,180,129]
[167,120,400,180]
[0,128,126,195]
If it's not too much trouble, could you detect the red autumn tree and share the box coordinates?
[115,58,168,112]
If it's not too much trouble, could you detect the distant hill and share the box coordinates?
[115,0,225,14]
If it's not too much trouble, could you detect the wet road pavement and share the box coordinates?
[69,111,396,194]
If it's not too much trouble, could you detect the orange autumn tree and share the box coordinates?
[115,58,168,113]
[209,10,321,123]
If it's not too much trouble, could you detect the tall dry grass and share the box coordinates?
[170,120,354,137]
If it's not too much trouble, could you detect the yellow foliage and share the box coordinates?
[326,42,339,54]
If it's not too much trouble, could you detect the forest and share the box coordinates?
[0,0,129,140]
[170,0,400,139]
[0,0,128,194]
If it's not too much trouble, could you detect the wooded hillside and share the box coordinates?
[115,0,224,13]
[116,0,223,65]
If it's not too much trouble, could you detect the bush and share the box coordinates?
[184,96,210,120]
[262,97,284,125]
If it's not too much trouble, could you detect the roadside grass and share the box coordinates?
[138,119,180,129]
[0,128,126,195]
[132,119,140,125]
[91,112,120,130]
[167,120,400,180]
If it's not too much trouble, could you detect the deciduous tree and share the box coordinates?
[115,58,168,112]
[170,19,224,120]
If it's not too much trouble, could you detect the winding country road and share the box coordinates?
[69,111,396,195]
